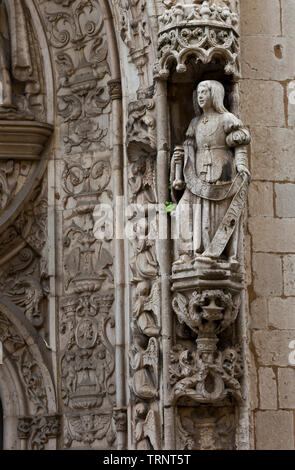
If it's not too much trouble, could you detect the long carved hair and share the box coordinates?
[193,80,228,116]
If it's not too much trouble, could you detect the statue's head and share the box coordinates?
[196,80,227,114]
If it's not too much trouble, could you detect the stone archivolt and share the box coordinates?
[0,299,58,449]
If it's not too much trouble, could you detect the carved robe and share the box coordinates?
[0,0,33,107]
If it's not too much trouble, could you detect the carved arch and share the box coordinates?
[0,298,57,450]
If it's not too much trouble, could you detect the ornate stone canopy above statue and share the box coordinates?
[156,0,240,79]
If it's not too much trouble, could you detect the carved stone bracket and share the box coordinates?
[176,406,236,450]
[156,0,240,79]
[18,414,60,450]
[171,265,243,406]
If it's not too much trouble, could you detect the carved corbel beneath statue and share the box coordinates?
[171,288,243,405]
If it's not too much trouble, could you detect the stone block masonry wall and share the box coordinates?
[241,0,295,450]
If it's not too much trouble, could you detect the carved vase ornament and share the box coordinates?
[172,80,251,268]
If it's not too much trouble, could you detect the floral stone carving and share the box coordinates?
[43,0,110,153]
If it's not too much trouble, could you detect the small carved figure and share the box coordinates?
[0,0,34,116]
[171,80,251,267]
[0,1,11,108]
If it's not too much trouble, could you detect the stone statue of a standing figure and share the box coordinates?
[0,0,34,116]
[171,80,251,268]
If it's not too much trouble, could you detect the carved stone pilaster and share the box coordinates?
[171,262,244,402]
[126,86,162,449]
[170,259,244,448]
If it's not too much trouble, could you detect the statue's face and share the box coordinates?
[197,84,213,110]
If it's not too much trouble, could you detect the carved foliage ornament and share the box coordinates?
[1,248,48,329]
[62,159,112,208]
[0,179,49,329]
[42,0,110,153]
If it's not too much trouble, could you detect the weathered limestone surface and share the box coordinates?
[243,2,295,444]
[255,411,294,450]
[258,368,277,410]
[253,330,295,367]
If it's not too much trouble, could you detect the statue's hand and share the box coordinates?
[236,164,251,181]
[172,145,185,190]
[172,179,185,191]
